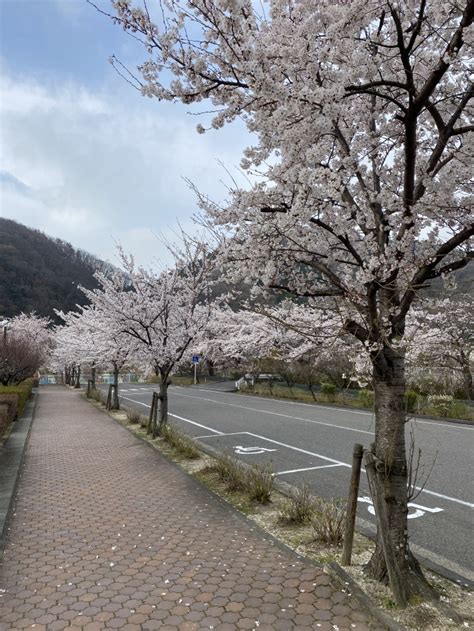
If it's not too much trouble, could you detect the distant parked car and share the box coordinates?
[235,373,283,390]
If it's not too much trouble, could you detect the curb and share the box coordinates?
[325,562,407,631]
[0,389,38,556]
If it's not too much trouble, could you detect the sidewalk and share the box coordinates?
[0,386,383,630]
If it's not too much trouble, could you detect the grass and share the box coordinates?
[126,408,142,424]
[203,453,273,503]
[278,483,315,524]
[240,382,473,421]
[311,498,346,545]
[161,422,200,459]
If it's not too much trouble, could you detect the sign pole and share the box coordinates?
[194,362,197,385]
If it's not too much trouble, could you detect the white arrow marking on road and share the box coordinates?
[234,446,277,455]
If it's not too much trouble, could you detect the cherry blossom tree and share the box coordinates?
[101,0,473,604]
[9,312,53,362]
[55,305,137,408]
[82,243,214,428]
[0,313,53,385]
[408,295,474,399]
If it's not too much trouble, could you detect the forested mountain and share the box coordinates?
[0,218,111,321]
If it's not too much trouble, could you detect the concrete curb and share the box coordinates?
[0,389,38,556]
[325,562,407,631]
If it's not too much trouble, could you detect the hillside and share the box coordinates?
[0,218,110,321]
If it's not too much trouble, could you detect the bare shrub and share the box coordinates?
[126,408,141,424]
[312,498,346,545]
[205,454,247,491]
[279,483,315,524]
[0,335,41,386]
[161,423,200,459]
[245,463,274,503]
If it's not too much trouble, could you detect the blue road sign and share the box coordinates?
[192,355,201,364]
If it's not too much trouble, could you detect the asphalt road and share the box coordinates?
[99,382,474,586]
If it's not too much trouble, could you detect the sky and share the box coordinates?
[0,0,250,268]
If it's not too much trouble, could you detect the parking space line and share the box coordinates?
[276,464,344,476]
[245,432,350,467]
[195,432,248,439]
[119,397,224,436]
[169,413,224,435]
[119,396,474,509]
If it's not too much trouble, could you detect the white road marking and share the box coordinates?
[196,432,248,439]
[173,386,474,431]
[410,418,474,431]
[276,464,343,476]
[234,446,277,455]
[119,396,151,408]
[121,394,474,509]
[169,413,224,436]
[358,496,444,520]
[414,488,474,509]
[245,432,350,467]
[119,396,223,436]
[170,390,375,435]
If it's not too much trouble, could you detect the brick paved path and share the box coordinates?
[0,387,382,630]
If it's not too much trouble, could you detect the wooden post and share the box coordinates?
[106,385,112,409]
[341,443,364,566]
[148,392,158,435]
[365,446,409,606]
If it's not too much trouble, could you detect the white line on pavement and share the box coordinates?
[169,391,375,435]
[119,397,223,436]
[119,396,151,408]
[413,488,474,509]
[276,464,344,476]
[172,387,474,431]
[245,432,350,467]
[195,432,249,439]
[121,395,474,509]
[169,413,224,435]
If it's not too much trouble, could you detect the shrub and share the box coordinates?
[126,408,141,424]
[427,394,453,417]
[215,454,248,491]
[0,379,33,416]
[161,423,200,459]
[245,463,273,503]
[279,483,315,524]
[321,382,336,397]
[90,388,103,404]
[312,498,346,545]
[205,454,273,501]
[358,389,374,408]
[0,379,33,439]
[448,400,473,421]
[405,390,418,413]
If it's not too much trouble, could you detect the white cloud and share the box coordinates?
[0,70,250,267]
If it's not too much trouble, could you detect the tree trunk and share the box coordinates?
[207,359,215,377]
[74,366,81,389]
[365,347,436,606]
[460,352,473,400]
[158,370,170,431]
[91,362,96,389]
[111,363,120,410]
